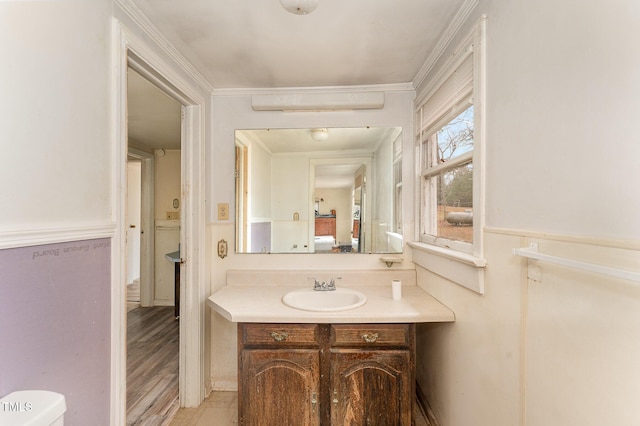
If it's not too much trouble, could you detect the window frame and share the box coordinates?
[411,19,487,294]
[420,103,475,254]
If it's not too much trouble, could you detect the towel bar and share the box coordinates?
[513,243,640,283]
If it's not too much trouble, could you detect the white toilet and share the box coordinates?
[0,390,66,425]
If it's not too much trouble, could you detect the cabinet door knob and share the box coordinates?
[311,392,317,412]
[271,331,289,342]
[361,332,379,343]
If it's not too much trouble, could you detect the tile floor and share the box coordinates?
[169,391,238,425]
[169,391,431,425]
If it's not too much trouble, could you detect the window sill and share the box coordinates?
[408,241,486,294]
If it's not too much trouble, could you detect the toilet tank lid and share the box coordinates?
[0,390,66,424]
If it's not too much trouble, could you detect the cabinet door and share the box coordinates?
[330,349,411,426]
[240,349,321,426]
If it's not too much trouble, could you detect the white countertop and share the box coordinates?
[207,283,455,324]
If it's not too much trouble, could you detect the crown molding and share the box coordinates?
[413,0,479,90]
[114,0,214,93]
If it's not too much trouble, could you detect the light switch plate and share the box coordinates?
[218,203,229,220]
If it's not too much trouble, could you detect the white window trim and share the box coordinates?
[412,18,487,294]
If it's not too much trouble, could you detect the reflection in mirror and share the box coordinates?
[235,127,403,254]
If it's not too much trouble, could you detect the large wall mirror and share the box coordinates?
[235,127,403,254]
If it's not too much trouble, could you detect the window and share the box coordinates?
[420,103,475,253]
[412,20,486,293]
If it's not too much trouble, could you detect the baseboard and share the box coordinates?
[416,382,440,426]
[210,379,238,392]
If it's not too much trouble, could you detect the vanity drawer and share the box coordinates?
[240,323,320,347]
[331,324,411,347]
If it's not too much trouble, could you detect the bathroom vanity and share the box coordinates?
[208,270,455,425]
[239,322,414,425]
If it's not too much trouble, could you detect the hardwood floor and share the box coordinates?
[127,306,179,425]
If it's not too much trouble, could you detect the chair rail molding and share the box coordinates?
[0,223,116,249]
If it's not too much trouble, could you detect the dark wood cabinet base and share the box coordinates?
[238,323,415,425]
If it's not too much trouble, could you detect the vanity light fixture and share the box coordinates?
[311,128,329,141]
[279,0,319,15]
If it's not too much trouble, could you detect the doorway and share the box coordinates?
[126,66,182,423]
[113,23,207,424]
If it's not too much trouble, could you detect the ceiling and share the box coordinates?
[127,68,182,150]
[126,0,467,149]
[236,127,400,154]
[237,127,401,188]
[130,0,466,89]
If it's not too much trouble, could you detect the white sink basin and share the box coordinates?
[282,288,367,312]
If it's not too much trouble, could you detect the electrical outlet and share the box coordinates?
[167,211,180,220]
[218,203,229,220]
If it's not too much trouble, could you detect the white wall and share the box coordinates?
[154,149,181,220]
[247,137,272,222]
[0,1,114,424]
[0,1,112,232]
[415,0,640,425]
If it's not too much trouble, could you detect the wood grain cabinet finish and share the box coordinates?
[238,323,415,426]
[241,349,321,426]
[315,217,336,237]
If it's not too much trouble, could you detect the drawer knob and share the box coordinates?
[361,332,379,343]
[271,331,289,342]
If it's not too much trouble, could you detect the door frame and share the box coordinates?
[111,18,207,425]
[128,148,154,307]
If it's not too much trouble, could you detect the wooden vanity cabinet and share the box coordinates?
[315,217,336,238]
[330,324,414,426]
[238,323,415,426]
[238,323,322,426]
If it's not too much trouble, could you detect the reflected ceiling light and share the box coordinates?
[279,0,319,15]
[311,128,329,141]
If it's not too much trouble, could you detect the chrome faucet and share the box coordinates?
[310,277,342,291]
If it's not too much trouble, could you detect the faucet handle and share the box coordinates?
[308,277,321,290]
[328,277,342,289]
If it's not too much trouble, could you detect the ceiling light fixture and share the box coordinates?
[279,0,319,15]
[311,128,329,141]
